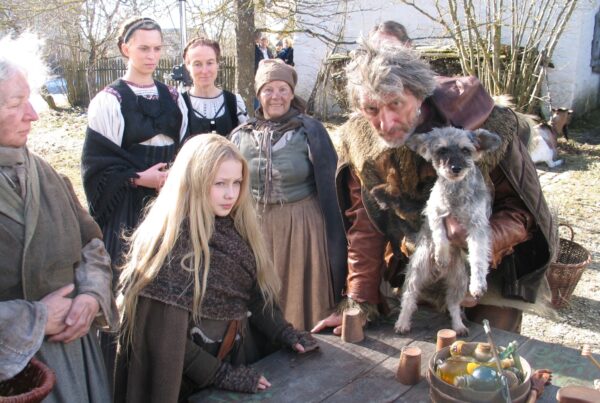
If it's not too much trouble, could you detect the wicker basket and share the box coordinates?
[0,358,55,402]
[546,224,591,309]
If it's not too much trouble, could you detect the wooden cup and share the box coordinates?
[396,346,422,385]
[436,329,457,352]
[556,386,600,403]
[341,308,364,343]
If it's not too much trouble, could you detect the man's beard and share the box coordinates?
[374,108,421,149]
[377,124,417,148]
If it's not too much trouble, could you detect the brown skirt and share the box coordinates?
[258,195,334,331]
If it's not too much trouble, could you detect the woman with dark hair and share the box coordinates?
[182,37,248,138]
[230,59,347,331]
[81,16,187,378]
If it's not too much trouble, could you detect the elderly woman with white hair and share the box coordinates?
[0,35,117,402]
[230,59,346,331]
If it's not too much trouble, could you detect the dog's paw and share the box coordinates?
[394,319,411,334]
[453,323,469,336]
[548,159,563,168]
[469,281,487,300]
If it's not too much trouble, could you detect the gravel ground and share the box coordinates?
[520,121,600,351]
[28,105,600,353]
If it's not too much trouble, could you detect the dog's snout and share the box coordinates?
[451,165,462,174]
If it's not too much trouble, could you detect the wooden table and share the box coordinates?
[190,309,600,402]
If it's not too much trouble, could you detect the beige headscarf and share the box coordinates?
[254,59,297,95]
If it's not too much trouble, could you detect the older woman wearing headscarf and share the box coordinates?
[230,59,346,331]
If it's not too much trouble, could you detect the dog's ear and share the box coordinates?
[405,132,432,161]
[471,129,501,154]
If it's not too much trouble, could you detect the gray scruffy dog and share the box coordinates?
[394,127,501,335]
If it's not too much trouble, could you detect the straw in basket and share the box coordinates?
[0,358,55,403]
[546,223,591,309]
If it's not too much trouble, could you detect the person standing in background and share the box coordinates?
[81,16,188,383]
[254,33,273,74]
[181,37,248,138]
[231,60,347,331]
[275,40,284,59]
[369,20,413,46]
[280,37,294,66]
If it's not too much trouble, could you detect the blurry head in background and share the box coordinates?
[254,30,262,44]
[369,20,412,47]
[259,35,269,49]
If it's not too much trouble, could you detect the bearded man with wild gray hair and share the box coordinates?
[311,38,555,336]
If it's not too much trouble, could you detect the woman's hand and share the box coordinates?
[278,326,320,353]
[133,162,169,189]
[257,376,271,390]
[292,341,319,353]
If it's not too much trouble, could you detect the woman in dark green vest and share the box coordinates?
[230,59,347,331]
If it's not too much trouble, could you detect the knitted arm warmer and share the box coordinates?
[213,361,261,394]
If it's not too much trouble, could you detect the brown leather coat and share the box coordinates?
[333,76,555,307]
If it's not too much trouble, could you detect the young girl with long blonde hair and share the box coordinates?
[114,134,316,402]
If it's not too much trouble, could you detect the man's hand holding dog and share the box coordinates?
[444,215,468,249]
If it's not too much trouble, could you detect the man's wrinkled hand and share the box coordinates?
[311,312,343,336]
[41,284,74,336]
[444,215,468,249]
[49,294,99,343]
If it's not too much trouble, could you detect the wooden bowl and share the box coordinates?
[427,345,531,403]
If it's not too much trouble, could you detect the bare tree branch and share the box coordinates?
[401,0,579,113]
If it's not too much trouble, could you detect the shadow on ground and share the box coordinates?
[550,295,600,334]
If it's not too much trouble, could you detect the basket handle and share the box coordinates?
[558,223,575,242]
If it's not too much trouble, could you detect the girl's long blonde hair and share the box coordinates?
[119,134,280,345]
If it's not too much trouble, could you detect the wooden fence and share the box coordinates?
[61,56,236,106]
